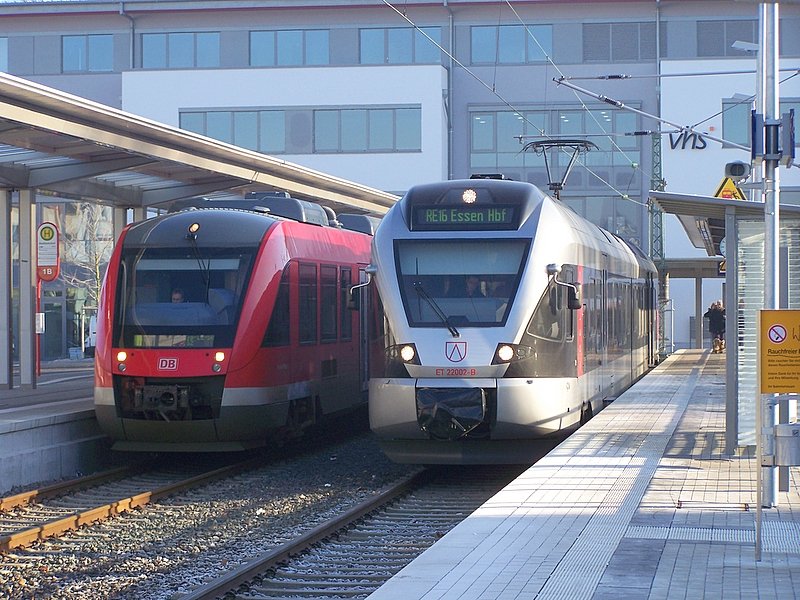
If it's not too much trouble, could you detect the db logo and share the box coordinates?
[158,358,178,371]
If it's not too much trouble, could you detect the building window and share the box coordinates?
[0,38,8,72]
[250,30,330,66]
[697,20,757,57]
[180,106,421,155]
[360,27,442,64]
[469,107,641,200]
[62,34,113,72]
[722,97,800,148]
[470,25,551,64]
[313,107,421,153]
[142,32,220,68]
[582,22,660,62]
[180,110,286,153]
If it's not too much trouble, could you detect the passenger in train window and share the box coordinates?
[171,288,186,303]
[464,275,485,298]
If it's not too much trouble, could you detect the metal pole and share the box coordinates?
[760,2,780,508]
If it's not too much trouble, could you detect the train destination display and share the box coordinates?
[412,204,518,230]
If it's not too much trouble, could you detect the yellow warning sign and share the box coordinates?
[714,177,747,200]
[759,309,800,394]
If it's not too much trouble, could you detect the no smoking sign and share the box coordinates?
[760,310,800,394]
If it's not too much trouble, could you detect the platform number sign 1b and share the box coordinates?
[37,222,60,282]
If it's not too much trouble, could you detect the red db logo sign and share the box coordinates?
[158,358,178,371]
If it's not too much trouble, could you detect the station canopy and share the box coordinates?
[0,72,397,215]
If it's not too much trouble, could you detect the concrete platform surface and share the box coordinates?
[369,350,800,600]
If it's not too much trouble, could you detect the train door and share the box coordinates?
[357,267,370,398]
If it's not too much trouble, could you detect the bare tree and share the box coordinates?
[60,203,115,349]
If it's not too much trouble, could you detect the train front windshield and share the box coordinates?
[396,239,528,327]
[114,247,255,348]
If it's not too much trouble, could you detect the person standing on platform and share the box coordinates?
[704,300,726,353]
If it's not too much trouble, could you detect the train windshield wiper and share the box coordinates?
[413,282,460,338]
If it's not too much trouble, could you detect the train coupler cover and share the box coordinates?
[416,388,487,441]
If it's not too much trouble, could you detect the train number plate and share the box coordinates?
[435,368,477,376]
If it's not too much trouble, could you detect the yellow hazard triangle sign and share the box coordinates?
[714,177,747,200]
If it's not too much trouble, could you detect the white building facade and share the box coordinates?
[1,0,799,355]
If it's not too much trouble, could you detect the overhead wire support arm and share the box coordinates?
[553,77,750,152]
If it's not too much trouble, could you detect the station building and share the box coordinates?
[0,0,798,358]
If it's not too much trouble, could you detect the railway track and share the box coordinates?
[183,464,528,600]
[0,455,263,552]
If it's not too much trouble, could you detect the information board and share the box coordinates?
[760,309,800,394]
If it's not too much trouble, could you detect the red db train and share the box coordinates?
[94,194,377,451]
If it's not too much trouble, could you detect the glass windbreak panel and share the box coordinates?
[115,248,255,348]
[396,239,529,327]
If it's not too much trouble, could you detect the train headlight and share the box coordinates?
[491,343,533,364]
[386,343,420,365]
[496,345,515,362]
[212,363,222,372]
[117,351,127,362]
[400,345,416,363]
[214,351,225,362]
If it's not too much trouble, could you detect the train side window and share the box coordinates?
[263,267,291,347]
[321,265,338,342]
[340,267,352,340]
[299,263,318,344]
[527,280,563,341]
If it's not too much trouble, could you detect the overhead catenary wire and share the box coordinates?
[379,0,644,204]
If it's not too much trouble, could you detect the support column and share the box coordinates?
[18,189,37,389]
[695,276,703,350]
[113,206,127,243]
[0,189,11,389]
[131,205,146,223]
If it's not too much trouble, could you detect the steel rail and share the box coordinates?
[180,469,432,600]
[0,456,266,552]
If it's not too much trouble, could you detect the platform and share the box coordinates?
[370,350,800,600]
[0,360,108,494]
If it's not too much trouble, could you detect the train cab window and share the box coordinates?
[115,246,254,348]
[528,280,564,341]
[395,239,528,327]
